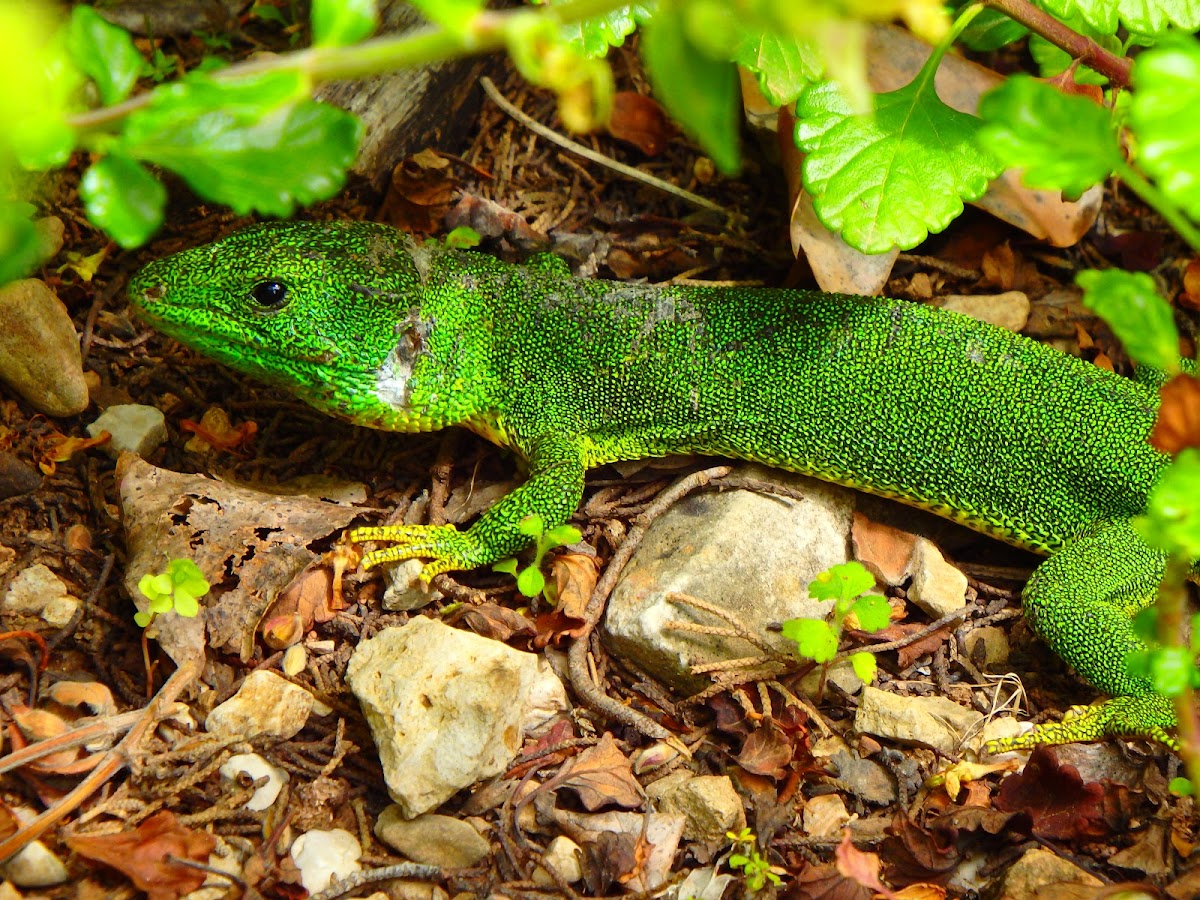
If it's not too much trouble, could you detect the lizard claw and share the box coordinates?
[348,524,484,580]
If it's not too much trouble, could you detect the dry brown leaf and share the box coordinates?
[851,512,918,588]
[67,811,217,900]
[835,829,897,899]
[607,92,671,156]
[1150,374,1200,455]
[181,406,257,455]
[553,733,644,811]
[46,681,116,717]
[12,707,79,771]
[550,552,598,619]
[735,725,794,780]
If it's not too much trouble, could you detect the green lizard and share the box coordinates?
[128,219,1193,751]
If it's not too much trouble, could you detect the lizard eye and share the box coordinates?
[251,281,289,309]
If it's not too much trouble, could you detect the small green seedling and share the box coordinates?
[725,827,782,892]
[781,561,890,684]
[444,225,481,249]
[493,514,581,599]
[135,558,210,627]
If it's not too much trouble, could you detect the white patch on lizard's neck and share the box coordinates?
[374,343,416,411]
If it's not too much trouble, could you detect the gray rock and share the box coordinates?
[87,403,167,458]
[205,670,314,740]
[0,452,40,500]
[964,625,1010,671]
[854,685,982,756]
[381,558,442,611]
[647,774,745,842]
[824,747,897,805]
[604,466,853,690]
[374,807,491,867]
[0,279,88,416]
[345,617,568,817]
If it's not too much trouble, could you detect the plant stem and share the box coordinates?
[69,0,630,130]
[1155,559,1200,792]
[1115,160,1200,254]
[981,0,1132,88]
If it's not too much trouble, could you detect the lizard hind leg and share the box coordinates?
[986,519,1177,752]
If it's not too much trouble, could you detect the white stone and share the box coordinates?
[220,753,290,811]
[648,775,745,842]
[290,829,362,894]
[532,836,584,886]
[803,793,850,837]
[345,617,568,817]
[205,670,314,740]
[2,564,80,627]
[0,839,68,888]
[87,404,167,458]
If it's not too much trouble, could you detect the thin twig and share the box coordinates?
[981,0,1132,87]
[479,77,730,217]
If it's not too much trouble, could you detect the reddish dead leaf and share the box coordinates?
[1180,258,1200,311]
[884,812,963,881]
[533,601,588,650]
[1150,373,1200,455]
[893,884,947,899]
[11,707,80,772]
[550,552,597,619]
[379,148,458,234]
[607,92,671,155]
[550,732,644,811]
[869,622,951,670]
[836,829,897,899]
[1097,230,1164,272]
[38,431,109,475]
[994,745,1109,840]
[180,408,257,454]
[980,242,1039,292]
[67,811,217,900]
[735,724,794,780]
[782,863,872,900]
[457,602,537,642]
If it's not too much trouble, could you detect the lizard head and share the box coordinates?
[129,220,493,432]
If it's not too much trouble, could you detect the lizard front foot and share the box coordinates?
[348,524,486,580]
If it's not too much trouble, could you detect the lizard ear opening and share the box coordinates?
[251,281,290,310]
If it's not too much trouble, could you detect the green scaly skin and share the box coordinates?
[128,220,1193,752]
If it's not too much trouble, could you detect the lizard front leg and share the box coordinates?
[987,519,1177,751]
[349,432,587,581]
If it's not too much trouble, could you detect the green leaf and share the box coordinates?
[1077,268,1179,373]
[977,75,1120,198]
[173,590,200,617]
[492,557,519,576]
[311,0,378,47]
[1148,646,1192,696]
[445,225,480,249]
[955,7,1027,51]
[780,617,839,663]
[79,154,166,249]
[544,524,582,546]
[732,30,822,108]
[849,650,877,683]
[149,593,174,615]
[0,201,42,285]
[65,5,142,105]
[795,71,1000,254]
[559,4,653,57]
[516,566,546,598]
[808,562,875,604]
[122,71,362,217]
[517,515,546,538]
[1191,613,1200,655]
[849,593,891,632]
[640,6,740,174]
[1028,10,1120,87]
[134,610,153,628]
[1136,448,1200,558]
[1041,0,1200,35]
[1170,776,1194,797]
[408,0,482,35]
[168,558,211,598]
[1130,36,1200,222]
